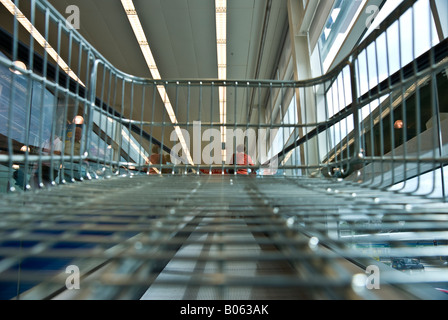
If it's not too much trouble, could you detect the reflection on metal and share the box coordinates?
[0,0,447,300]
[1,175,447,300]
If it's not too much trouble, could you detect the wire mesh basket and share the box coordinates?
[0,0,446,300]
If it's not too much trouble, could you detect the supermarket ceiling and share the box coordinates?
[48,0,289,81]
[0,0,290,151]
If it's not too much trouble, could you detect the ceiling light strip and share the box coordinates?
[0,0,85,86]
[215,0,227,163]
[121,0,194,165]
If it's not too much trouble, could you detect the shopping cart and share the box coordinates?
[0,0,446,300]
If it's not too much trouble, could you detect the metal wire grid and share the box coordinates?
[0,175,446,300]
[0,0,103,190]
[0,0,446,300]
[78,0,448,200]
[0,0,446,196]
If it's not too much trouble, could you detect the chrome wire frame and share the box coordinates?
[0,0,446,198]
[0,0,446,300]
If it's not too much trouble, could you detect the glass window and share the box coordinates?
[318,0,367,72]
[321,0,443,156]
[0,54,30,146]
[270,96,297,156]
[0,54,58,151]
[361,0,440,96]
[29,81,58,147]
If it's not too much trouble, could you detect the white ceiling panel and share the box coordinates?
[41,0,289,143]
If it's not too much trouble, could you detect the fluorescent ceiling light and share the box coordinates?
[216,0,227,162]
[0,0,85,86]
[121,0,194,165]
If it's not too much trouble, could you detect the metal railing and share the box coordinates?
[0,0,446,199]
[0,0,447,301]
